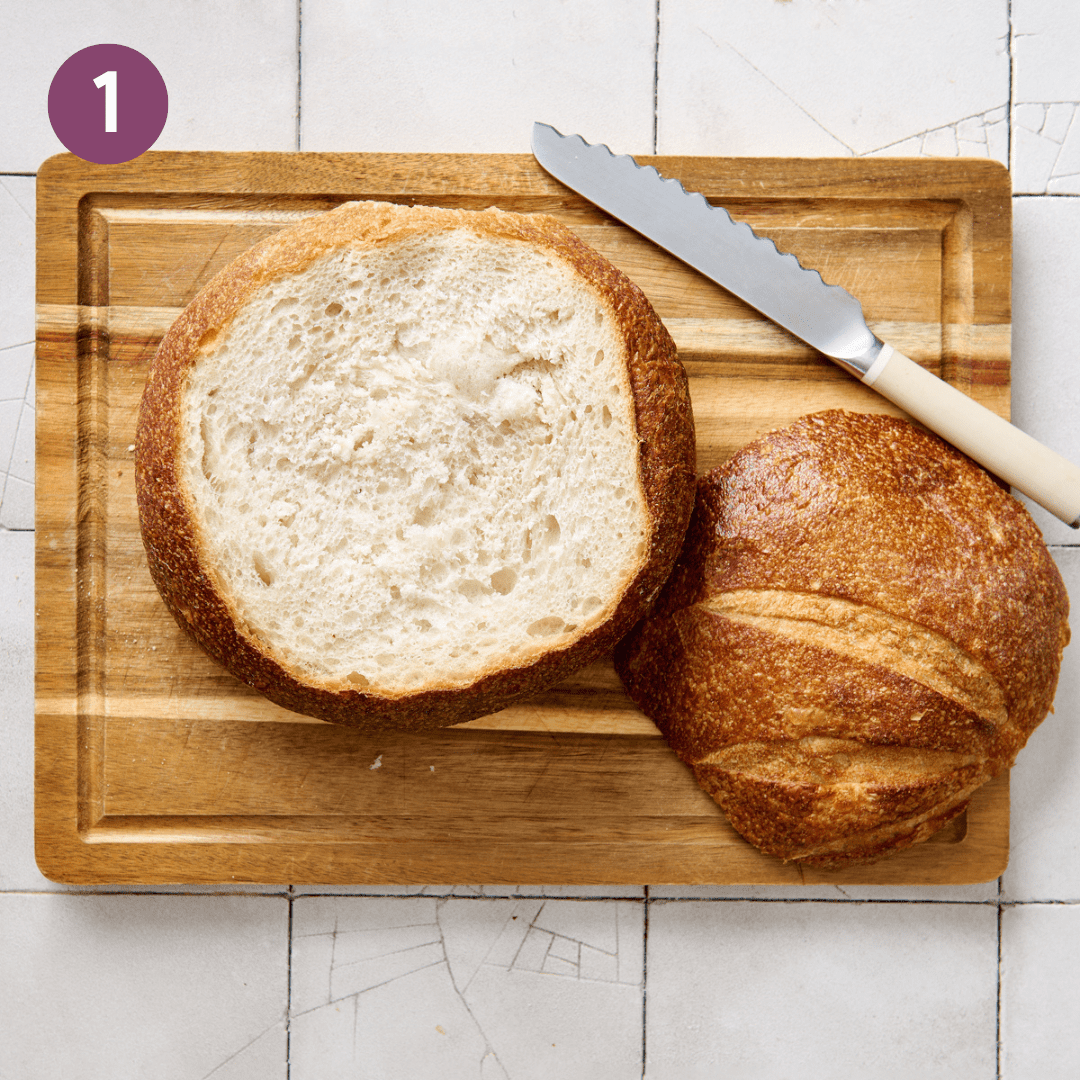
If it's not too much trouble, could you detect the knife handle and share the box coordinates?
[863,345,1080,527]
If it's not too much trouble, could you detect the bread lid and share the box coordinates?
[616,409,1070,865]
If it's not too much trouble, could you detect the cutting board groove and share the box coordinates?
[36,151,1012,884]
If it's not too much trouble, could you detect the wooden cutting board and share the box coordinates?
[35,151,1013,885]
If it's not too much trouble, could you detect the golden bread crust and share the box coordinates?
[135,201,695,731]
[615,409,1070,866]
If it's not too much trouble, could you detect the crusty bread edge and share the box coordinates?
[135,201,696,731]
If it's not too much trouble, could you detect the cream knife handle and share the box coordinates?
[863,344,1080,527]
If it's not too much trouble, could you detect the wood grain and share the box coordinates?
[35,151,1013,884]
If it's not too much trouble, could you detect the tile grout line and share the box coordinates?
[1007,0,1014,176]
[997,876,1004,1080]
[642,886,650,1078]
[5,888,1080,903]
[652,0,660,154]
[286,888,294,1079]
[296,0,303,152]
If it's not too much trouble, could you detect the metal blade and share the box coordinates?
[531,122,882,374]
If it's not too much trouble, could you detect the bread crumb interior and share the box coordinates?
[181,230,648,692]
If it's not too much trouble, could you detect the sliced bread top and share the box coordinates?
[136,201,696,730]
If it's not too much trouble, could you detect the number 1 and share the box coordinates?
[94,70,117,133]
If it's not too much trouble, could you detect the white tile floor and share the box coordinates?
[4,2,1080,1076]
[656,0,1010,160]
[646,900,1000,1080]
[300,0,658,154]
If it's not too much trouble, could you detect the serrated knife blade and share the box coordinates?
[531,121,1080,528]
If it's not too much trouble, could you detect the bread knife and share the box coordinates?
[531,121,1080,528]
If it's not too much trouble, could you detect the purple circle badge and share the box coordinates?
[48,45,168,165]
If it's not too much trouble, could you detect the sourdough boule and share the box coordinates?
[136,201,696,731]
[614,409,1070,867]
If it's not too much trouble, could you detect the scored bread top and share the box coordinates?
[136,201,696,729]
[644,410,1069,764]
[615,409,1070,864]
